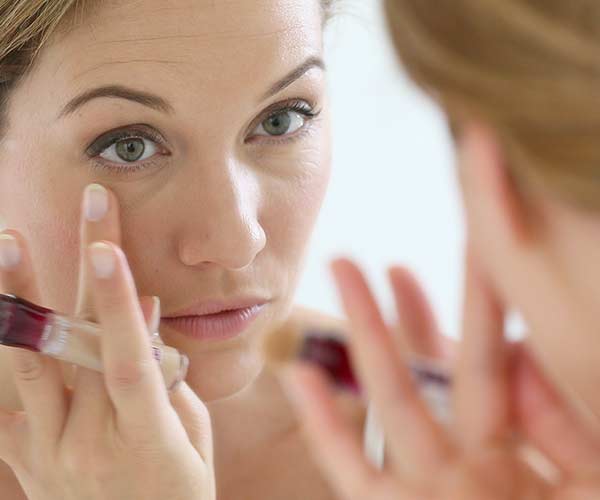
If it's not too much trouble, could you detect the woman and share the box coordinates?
[283,1,600,499]
[0,1,356,499]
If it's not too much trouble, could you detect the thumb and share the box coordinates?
[168,382,213,464]
[139,295,161,338]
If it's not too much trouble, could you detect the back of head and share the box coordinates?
[384,0,600,209]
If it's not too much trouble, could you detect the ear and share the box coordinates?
[457,121,533,264]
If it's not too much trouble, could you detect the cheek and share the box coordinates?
[28,202,81,312]
[0,148,82,312]
[261,156,331,266]
[257,115,332,262]
[509,213,600,423]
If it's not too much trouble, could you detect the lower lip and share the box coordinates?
[161,304,265,341]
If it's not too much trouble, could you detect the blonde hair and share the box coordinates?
[384,0,600,209]
[0,0,88,132]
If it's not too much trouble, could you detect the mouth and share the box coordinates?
[160,301,268,341]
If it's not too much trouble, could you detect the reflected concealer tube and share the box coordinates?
[261,320,452,468]
[0,293,188,391]
[261,320,452,421]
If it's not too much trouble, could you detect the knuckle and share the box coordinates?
[12,352,45,381]
[107,358,153,390]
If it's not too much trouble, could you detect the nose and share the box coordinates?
[176,165,267,271]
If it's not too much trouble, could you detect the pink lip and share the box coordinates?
[161,303,266,341]
[163,298,268,318]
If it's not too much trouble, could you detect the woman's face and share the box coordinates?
[0,0,331,401]
[459,126,600,435]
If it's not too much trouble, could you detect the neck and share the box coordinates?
[207,367,298,458]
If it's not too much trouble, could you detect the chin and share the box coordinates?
[183,345,265,401]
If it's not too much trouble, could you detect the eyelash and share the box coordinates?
[86,99,322,176]
[86,127,168,176]
[246,99,322,145]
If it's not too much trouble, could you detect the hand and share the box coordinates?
[0,184,215,500]
[280,255,600,499]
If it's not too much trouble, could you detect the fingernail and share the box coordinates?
[84,184,108,222]
[0,234,21,269]
[89,242,115,278]
[150,296,163,339]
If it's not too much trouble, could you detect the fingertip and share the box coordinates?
[329,257,349,278]
[151,296,161,330]
[0,232,21,270]
[388,266,420,294]
[330,256,362,277]
[88,241,117,280]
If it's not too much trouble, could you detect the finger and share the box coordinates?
[454,250,510,452]
[331,258,451,478]
[69,184,124,432]
[145,296,163,342]
[75,184,121,321]
[87,241,169,432]
[168,382,213,462]
[388,266,453,360]
[514,347,600,478]
[0,408,26,467]
[68,294,161,432]
[141,295,160,335]
[0,231,67,450]
[281,362,380,500]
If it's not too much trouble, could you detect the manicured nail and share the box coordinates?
[89,242,115,278]
[0,234,21,269]
[84,184,108,222]
[150,296,163,340]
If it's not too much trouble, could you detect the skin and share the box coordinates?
[282,123,600,499]
[0,0,330,401]
[0,0,347,498]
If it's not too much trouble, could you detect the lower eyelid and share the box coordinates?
[89,148,171,172]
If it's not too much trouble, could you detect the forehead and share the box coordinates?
[33,0,322,106]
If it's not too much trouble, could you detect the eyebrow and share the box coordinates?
[58,56,326,119]
[262,55,326,100]
[58,85,174,118]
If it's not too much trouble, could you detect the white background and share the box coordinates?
[295,0,465,337]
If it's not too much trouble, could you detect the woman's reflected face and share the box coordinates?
[0,0,331,400]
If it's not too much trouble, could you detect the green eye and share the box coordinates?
[99,136,158,164]
[262,112,293,136]
[115,138,146,162]
[254,110,306,138]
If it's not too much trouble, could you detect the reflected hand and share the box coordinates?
[281,256,600,500]
[0,184,215,500]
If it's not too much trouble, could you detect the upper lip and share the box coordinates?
[161,298,269,318]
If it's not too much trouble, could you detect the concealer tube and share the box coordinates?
[261,319,452,424]
[0,293,188,391]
